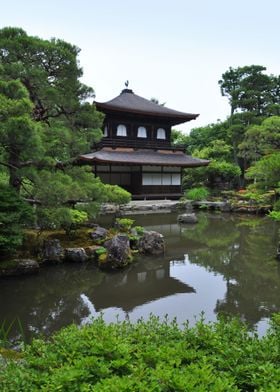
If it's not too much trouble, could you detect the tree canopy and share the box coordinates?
[0,27,130,251]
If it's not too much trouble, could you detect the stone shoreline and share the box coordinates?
[101,199,271,215]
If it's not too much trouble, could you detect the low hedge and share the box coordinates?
[1,315,280,391]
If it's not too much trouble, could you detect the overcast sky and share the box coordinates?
[1,0,279,132]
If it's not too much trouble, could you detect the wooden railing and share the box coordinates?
[94,138,186,151]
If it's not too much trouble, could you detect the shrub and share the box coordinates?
[1,315,280,391]
[115,218,135,232]
[273,199,280,211]
[104,184,131,205]
[268,211,280,221]
[185,187,210,201]
[134,225,144,235]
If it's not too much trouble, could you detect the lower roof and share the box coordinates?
[79,147,209,167]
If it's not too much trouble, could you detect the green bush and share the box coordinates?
[134,225,144,236]
[115,218,135,232]
[268,211,280,221]
[273,199,280,211]
[185,187,210,201]
[1,315,280,391]
[104,184,131,205]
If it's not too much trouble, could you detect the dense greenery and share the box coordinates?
[173,65,280,209]
[0,27,131,253]
[0,184,33,254]
[1,315,280,391]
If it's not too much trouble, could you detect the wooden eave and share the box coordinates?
[79,148,210,168]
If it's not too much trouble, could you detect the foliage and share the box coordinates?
[238,116,280,163]
[116,218,135,232]
[185,187,209,201]
[273,199,280,211]
[206,161,241,182]
[183,161,241,190]
[192,139,233,162]
[134,225,144,235]
[95,246,107,256]
[0,319,25,349]
[246,152,280,190]
[0,184,33,254]
[170,128,189,146]
[104,184,131,205]
[1,315,280,391]
[267,211,280,221]
[0,27,133,241]
[219,65,280,116]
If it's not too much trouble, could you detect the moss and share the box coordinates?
[0,348,23,361]
[0,259,19,270]
[98,253,108,264]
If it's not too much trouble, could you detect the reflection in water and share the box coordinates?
[1,212,280,341]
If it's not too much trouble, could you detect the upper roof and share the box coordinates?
[95,89,199,125]
[79,147,209,167]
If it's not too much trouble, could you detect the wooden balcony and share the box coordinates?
[94,138,186,152]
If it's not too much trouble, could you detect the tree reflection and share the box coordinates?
[184,213,280,328]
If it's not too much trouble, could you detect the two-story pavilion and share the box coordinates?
[79,88,209,199]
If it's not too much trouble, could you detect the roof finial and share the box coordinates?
[125,80,129,88]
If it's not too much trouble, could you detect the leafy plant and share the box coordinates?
[267,211,280,221]
[115,218,135,232]
[95,246,107,256]
[134,226,144,235]
[1,315,280,391]
[185,187,209,201]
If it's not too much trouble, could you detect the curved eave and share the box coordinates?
[95,102,199,125]
[79,149,210,168]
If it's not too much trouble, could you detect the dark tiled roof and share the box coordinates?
[79,148,209,167]
[95,89,199,124]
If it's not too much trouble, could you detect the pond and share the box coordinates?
[1,211,280,342]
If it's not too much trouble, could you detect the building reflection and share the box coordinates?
[89,257,195,312]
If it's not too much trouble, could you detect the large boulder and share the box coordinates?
[0,259,39,277]
[103,234,131,269]
[90,226,108,242]
[177,213,198,224]
[41,239,64,263]
[138,231,165,255]
[64,248,88,262]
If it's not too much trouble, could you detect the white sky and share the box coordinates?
[1,0,279,132]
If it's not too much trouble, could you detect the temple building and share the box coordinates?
[79,88,209,199]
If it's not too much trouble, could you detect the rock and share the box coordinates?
[220,202,232,212]
[0,259,39,277]
[90,226,108,242]
[84,245,104,260]
[177,213,198,224]
[41,239,64,263]
[138,231,165,255]
[64,248,88,262]
[103,234,131,269]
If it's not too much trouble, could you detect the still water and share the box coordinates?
[1,212,280,341]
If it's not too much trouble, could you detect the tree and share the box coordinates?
[0,79,44,191]
[0,184,33,255]
[0,27,130,239]
[219,65,280,117]
[245,152,280,191]
[239,116,280,164]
